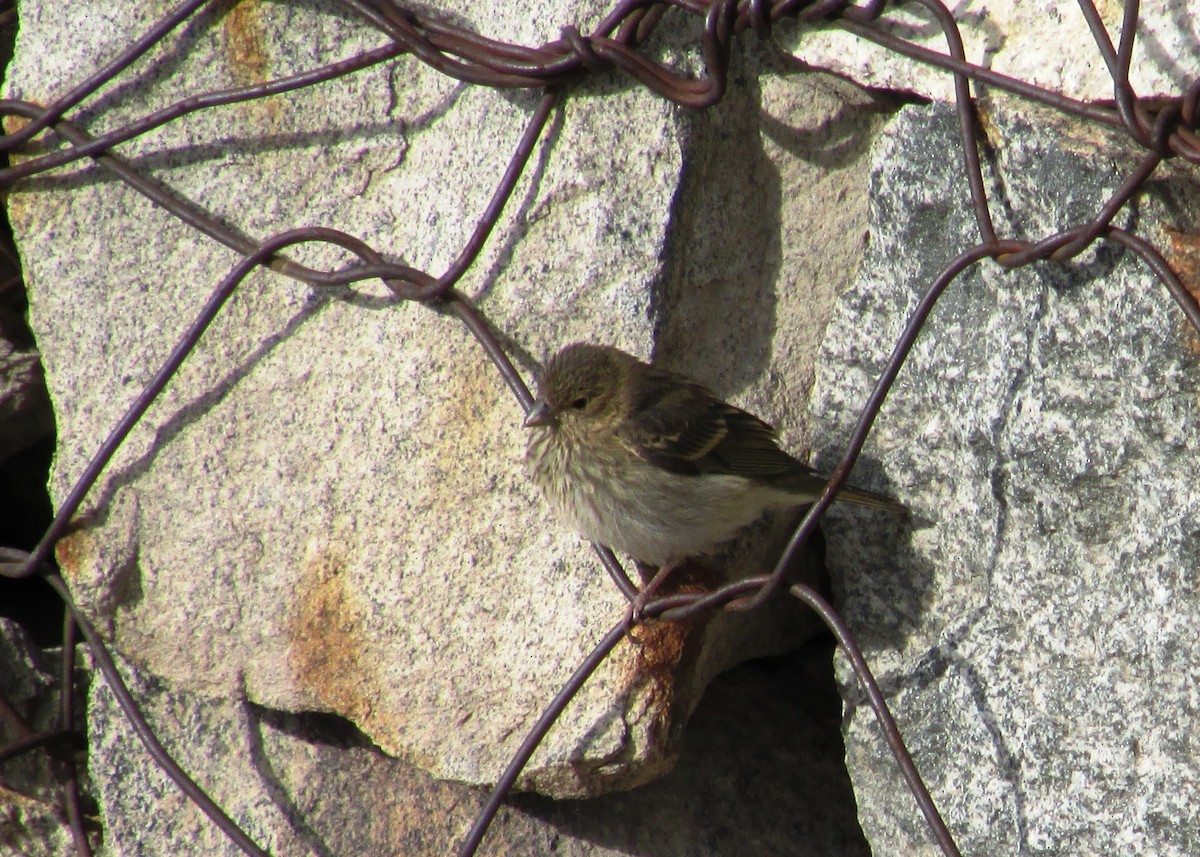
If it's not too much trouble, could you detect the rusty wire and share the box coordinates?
[0,1,1198,856]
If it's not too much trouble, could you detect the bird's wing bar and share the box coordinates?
[619,369,802,479]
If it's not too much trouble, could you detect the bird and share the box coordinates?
[523,342,903,593]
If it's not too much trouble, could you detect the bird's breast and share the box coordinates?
[526,427,790,566]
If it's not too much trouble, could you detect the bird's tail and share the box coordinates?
[768,467,906,514]
[834,484,906,514]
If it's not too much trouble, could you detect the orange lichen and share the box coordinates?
[1162,225,1200,355]
[287,547,373,720]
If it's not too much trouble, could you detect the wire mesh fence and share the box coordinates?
[1,1,1199,855]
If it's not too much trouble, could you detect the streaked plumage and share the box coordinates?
[524,342,902,568]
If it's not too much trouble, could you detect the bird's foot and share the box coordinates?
[619,561,677,642]
[619,597,646,644]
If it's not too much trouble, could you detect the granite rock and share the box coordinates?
[787,1,1200,104]
[5,2,890,797]
[88,642,867,857]
[813,100,1200,856]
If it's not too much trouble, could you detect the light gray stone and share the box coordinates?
[787,1,1200,104]
[89,643,867,857]
[813,100,1200,856]
[5,2,889,798]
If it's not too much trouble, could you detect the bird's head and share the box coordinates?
[524,343,633,433]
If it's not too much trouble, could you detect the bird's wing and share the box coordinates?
[618,368,804,479]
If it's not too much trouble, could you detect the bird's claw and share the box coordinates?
[619,593,647,644]
[619,561,678,643]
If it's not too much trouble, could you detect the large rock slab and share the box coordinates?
[5,2,889,797]
[813,100,1200,856]
[88,642,867,856]
[789,2,1200,103]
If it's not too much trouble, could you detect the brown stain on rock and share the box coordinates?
[420,347,515,515]
[619,563,711,679]
[1162,226,1200,355]
[436,350,510,461]
[54,528,93,580]
[219,0,281,125]
[2,115,29,135]
[612,562,715,778]
[221,0,270,86]
[627,622,689,754]
[630,561,719,679]
[289,547,374,721]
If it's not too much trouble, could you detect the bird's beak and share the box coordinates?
[524,400,554,428]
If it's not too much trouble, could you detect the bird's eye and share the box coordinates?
[571,397,589,410]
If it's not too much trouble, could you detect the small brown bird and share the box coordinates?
[524,342,902,576]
